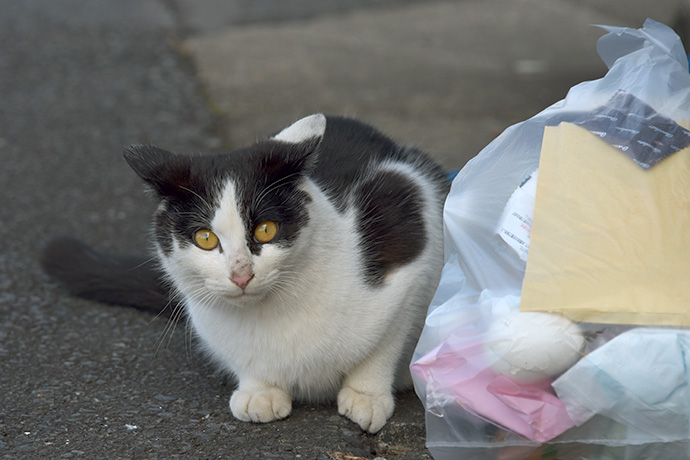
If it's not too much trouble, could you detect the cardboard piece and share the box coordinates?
[521,123,690,326]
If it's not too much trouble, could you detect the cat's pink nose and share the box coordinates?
[231,273,254,290]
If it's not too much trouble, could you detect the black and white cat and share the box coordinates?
[43,114,449,433]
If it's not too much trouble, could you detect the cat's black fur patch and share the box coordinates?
[308,117,448,211]
[355,170,427,286]
[307,117,401,212]
[305,117,448,286]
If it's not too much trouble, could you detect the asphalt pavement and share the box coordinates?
[1,1,688,459]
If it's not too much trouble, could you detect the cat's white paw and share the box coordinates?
[337,387,394,434]
[229,387,292,423]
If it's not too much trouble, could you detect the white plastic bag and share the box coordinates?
[411,19,690,460]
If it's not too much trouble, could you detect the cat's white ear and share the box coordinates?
[272,114,326,144]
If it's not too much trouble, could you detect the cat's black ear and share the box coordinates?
[270,114,326,172]
[123,145,191,198]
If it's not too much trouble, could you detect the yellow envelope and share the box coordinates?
[520,123,690,326]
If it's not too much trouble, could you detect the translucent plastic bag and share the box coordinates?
[411,19,690,460]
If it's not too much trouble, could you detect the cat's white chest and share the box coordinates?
[187,272,384,399]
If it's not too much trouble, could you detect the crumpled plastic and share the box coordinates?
[411,308,576,442]
[553,328,690,441]
[411,19,690,460]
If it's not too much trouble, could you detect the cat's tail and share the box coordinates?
[40,237,172,317]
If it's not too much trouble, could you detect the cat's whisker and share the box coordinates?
[153,279,209,355]
[266,274,308,307]
[149,296,175,331]
[253,172,303,208]
[126,255,160,272]
[165,307,184,346]
[179,186,214,213]
[154,301,185,356]
[254,175,293,207]
[167,303,187,344]
[269,274,300,293]
[184,314,194,360]
[149,282,180,323]
[185,290,225,358]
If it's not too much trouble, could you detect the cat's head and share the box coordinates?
[124,114,326,307]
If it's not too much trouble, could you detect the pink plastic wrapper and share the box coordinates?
[411,331,575,442]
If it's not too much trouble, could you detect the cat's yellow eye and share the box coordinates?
[193,229,219,250]
[254,221,278,244]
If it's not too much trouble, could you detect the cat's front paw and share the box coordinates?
[337,387,394,434]
[229,387,292,423]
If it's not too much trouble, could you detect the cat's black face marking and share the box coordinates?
[154,179,220,255]
[232,144,314,256]
[355,170,427,286]
[124,140,317,256]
